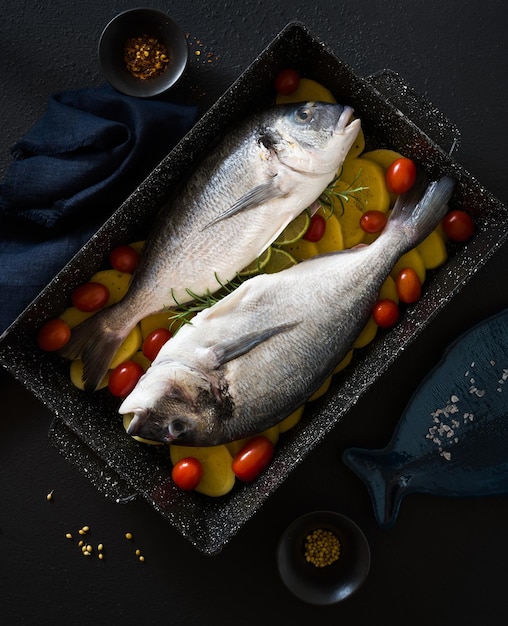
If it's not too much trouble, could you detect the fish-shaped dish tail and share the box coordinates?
[343,308,508,528]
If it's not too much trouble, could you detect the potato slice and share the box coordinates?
[315,211,344,254]
[278,405,305,433]
[285,238,319,261]
[226,425,279,456]
[70,359,109,391]
[59,306,94,329]
[170,444,236,497]
[391,248,426,285]
[308,375,332,401]
[378,275,399,304]
[339,157,391,214]
[330,183,366,248]
[353,315,378,349]
[140,312,172,339]
[333,349,354,374]
[417,230,448,270]
[109,325,142,370]
[89,269,132,305]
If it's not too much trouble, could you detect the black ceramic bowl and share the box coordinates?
[98,8,188,98]
[277,511,371,605]
[1,23,508,556]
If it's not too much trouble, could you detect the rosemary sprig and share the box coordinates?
[319,168,369,217]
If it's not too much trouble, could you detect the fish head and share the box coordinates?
[119,362,226,446]
[269,102,361,175]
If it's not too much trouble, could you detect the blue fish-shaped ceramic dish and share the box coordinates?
[343,308,508,528]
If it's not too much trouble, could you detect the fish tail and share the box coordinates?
[59,310,129,392]
[388,172,456,249]
[342,447,409,528]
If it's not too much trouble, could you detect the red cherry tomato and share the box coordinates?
[274,68,300,95]
[109,245,140,273]
[108,360,144,397]
[303,213,327,242]
[142,328,172,361]
[386,157,417,195]
[359,210,388,234]
[441,210,475,242]
[36,318,71,351]
[372,299,400,328]
[232,436,274,482]
[396,267,422,304]
[71,282,110,312]
[171,457,204,491]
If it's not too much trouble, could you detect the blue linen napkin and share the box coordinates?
[0,83,199,333]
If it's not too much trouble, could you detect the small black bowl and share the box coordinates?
[98,8,188,98]
[276,511,371,605]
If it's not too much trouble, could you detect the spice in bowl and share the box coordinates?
[123,34,170,81]
[304,528,341,568]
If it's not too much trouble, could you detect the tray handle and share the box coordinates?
[366,69,461,155]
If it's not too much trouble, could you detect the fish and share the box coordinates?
[343,308,508,528]
[60,101,361,392]
[121,172,456,446]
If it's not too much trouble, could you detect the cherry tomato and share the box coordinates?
[441,210,475,242]
[274,68,300,95]
[386,157,417,195]
[359,210,388,234]
[36,318,71,351]
[303,213,327,242]
[372,299,400,329]
[171,457,204,491]
[142,328,172,361]
[232,436,274,482]
[108,360,144,397]
[109,244,140,273]
[71,282,110,312]
[396,267,422,304]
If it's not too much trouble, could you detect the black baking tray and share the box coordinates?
[1,22,507,555]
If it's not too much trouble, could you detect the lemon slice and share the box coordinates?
[238,247,272,276]
[273,211,311,246]
[262,247,298,274]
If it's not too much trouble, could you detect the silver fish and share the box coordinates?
[60,102,360,392]
[122,173,456,446]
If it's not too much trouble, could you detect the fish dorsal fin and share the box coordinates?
[202,179,284,230]
[211,322,299,366]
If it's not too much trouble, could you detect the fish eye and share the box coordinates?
[168,418,188,439]
[295,107,314,124]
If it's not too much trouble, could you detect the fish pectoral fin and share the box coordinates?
[212,321,299,366]
[202,180,284,230]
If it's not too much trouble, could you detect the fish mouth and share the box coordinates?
[334,105,356,134]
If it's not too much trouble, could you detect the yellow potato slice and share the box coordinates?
[333,349,354,374]
[315,211,344,254]
[330,184,366,249]
[275,78,336,104]
[391,248,426,285]
[59,306,94,329]
[417,230,448,270]
[170,444,236,497]
[362,148,403,171]
[278,405,305,433]
[130,349,151,371]
[344,123,365,161]
[128,240,145,254]
[339,157,391,214]
[109,325,142,370]
[353,315,378,349]
[226,425,279,456]
[285,238,319,261]
[308,375,332,401]
[70,359,109,391]
[140,312,172,339]
[378,275,399,304]
[89,269,132,305]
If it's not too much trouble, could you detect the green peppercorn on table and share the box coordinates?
[2,1,508,624]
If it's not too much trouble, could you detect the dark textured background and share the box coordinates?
[1,1,508,624]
